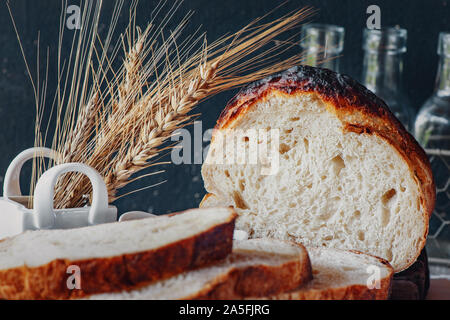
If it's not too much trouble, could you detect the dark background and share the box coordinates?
[0,0,449,215]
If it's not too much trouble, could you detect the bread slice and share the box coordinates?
[262,247,394,300]
[87,239,312,300]
[201,66,435,272]
[0,207,236,300]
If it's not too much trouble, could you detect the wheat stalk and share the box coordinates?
[104,59,219,200]
[27,1,314,208]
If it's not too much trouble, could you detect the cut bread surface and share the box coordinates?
[201,66,435,272]
[264,247,394,300]
[0,207,236,299]
[0,207,234,269]
[87,239,312,300]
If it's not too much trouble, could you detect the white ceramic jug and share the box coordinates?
[0,148,117,239]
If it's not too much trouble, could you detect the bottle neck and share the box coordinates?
[304,49,341,72]
[362,51,404,102]
[435,55,450,96]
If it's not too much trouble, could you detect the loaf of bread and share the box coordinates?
[0,207,236,299]
[87,239,312,300]
[201,65,435,272]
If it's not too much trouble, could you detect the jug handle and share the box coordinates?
[3,147,59,198]
[33,163,110,228]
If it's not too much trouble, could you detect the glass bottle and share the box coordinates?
[414,32,450,260]
[361,27,413,130]
[300,24,345,72]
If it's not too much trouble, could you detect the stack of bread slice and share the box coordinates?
[0,206,393,300]
[88,240,393,300]
[88,238,313,300]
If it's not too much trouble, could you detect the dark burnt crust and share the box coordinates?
[219,66,394,126]
[215,66,435,270]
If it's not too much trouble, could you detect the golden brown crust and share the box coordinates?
[189,243,312,300]
[262,249,393,300]
[199,193,214,208]
[0,213,236,300]
[268,279,391,300]
[213,66,435,271]
[199,193,230,208]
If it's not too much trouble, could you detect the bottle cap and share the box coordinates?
[363,27,407,54]
[301,24,345,54]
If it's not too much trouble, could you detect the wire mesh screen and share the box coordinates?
[425,148,450,264]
